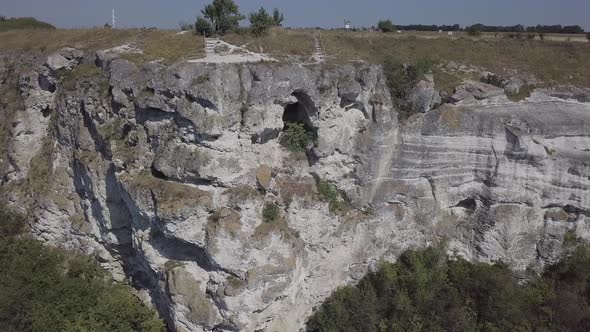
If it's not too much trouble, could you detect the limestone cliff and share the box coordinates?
[1,48,589,331]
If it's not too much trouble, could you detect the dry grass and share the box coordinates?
[223,28,315,60]
[0,29,204,64]
[122,171,213,214]
[319,31,590,87]
[225,29,589,87]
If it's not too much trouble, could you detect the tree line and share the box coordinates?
[192,0,284,37]
[377,20,585,34]
[307,242,590,331]
[0,207,165,331]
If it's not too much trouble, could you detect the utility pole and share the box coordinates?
[112,9,116,29]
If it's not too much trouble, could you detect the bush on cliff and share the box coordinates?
[0,207,165,332]
[307,243,590,331]
[280,122,312,153]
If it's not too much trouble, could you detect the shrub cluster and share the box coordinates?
[0,207,165,332]
[382,57,433,120]
[280,122,312,153]
[377,20,395,33]
[307,244,590,332]
[317,179,350,213]
[0,17,55,32]
[262,202,279,223]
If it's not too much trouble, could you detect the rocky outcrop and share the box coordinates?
[1,48,589,331]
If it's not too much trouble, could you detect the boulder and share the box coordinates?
[46,47,84,71]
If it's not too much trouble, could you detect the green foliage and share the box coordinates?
[467,25,482,36]
[0,208,165,332]
[481,73,505,87]
[377,19,396,33]
[382,57,433,121]
[307,244,590,332]
[262,202,279,223]
[563,229,578,248]
[272,8,284,27]
[0,17,55,32]
[201,0,244,35]
[538,31,545,40]
[249,7,274,37]
[587,32,590,41]
[317,179,349,213]
[195,16,213,36]
[280,122,312,153]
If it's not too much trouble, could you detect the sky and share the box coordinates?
[1,0,589,30]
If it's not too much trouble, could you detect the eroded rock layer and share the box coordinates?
[1,49,589,331]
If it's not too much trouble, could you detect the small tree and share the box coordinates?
[201,0,244,35]
[272,8,284,26]
[587,32,590,41]
[195,16,213,36]
[378,19,395,32]
[249,7,274,36]
[537,31,545,40]
[467,25,482,36]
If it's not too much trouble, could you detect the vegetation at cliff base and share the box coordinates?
[0,208,165,332]
[307,244,590,332]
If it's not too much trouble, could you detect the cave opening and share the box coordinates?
[282,91,317,138]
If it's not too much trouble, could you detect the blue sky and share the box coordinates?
[1,0,589,30]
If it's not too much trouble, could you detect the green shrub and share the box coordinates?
[280,123,312,153]
[201,0,244,35]
[0,17,55,32]
[587,32,590,41]
[317,179,349,213]
[467,26,482,36]
[307,244,590,332]
[0,207,165,331]
[377,19,395,33]
[262,202,279,223]
[272,9,284,27]
[249,7,274,37]
[195,16,213,36]
[383,57,433,121]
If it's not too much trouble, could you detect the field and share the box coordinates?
[0,27,588,87]
[0,29,204,64]
[224,28,590,87]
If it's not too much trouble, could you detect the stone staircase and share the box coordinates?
[313,34,326,63]
[205,38,220,56]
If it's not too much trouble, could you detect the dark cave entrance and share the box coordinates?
[282,90,318,138]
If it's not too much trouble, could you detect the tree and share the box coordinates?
[467,25,482,36]
[587,32,590,41]
[249,7,274,36]
[201,0,244,34]
[377,19,395,33]
[272,8,284,26]
[195,16,213,36]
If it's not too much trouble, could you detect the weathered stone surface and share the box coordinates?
[406,74,441,113]
[46,47,84,71]
[256,165,272,190]
[451,80,504,102]
[2,51,589,332]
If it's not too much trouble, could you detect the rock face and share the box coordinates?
[1,49,590,331]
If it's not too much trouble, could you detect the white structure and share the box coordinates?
[112,9,116,29]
